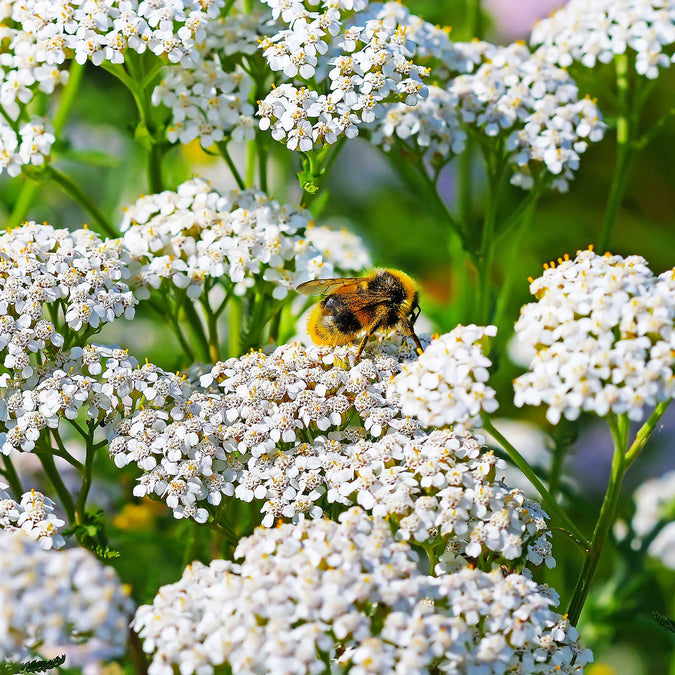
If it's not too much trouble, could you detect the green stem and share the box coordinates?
[549,439,567,500]
[477,167,502,324]
[228,296,242,358]
[482,416,586,544]
[127,627,149,675]
[597,53,635,253]
[256,134,268,193]
[6,180,39,230]
[51,428,84,471]
[567,415,628,625]
[147,142,164,193]
[182,299,211,363]
[246,139,256,187]
[457,0,482,224]
[625,400,670,468]
[38,450,76,523]
[2,455,24,498]
[466,0,482,39]
[75,424,96,525]
[492,190,539,332]
[53,61,85,135]
[46,166,117,236]
[147,297,195,362]
[217,142,246,190]
[0,104,19,131]
[416,162,468,248]
[200,295,221,362]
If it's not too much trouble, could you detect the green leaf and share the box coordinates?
[0,655,66,674]
[652,611,675,635]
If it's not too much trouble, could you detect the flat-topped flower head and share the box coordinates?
[0,344,190,457]
[0,529,133,664]
[0,222,136,382]
[0,484,65,550]
[531,0,675,79]
[121,178,338,300]
[152,9,271,149]
[370,39,605,191]
[257,0,429,150]
[391,325,499,431]
[133,508,590,675]
[452,43,606,192]
[514,248,675,423]
[108,339,552,569]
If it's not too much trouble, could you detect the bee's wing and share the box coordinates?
[295,277,365,296]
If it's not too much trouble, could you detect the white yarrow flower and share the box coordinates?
[391,325,499,430]
[133,509,590,675]
[514,249,675,423]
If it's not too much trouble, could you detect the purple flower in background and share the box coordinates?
[485,0,568,39]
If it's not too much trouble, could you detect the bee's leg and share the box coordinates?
[403,321,424,356]
[356,307,388,360]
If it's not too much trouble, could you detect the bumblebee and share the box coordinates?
[297,268,424,358]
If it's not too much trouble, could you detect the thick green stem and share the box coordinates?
[200,295,221,362]
[246,139,256,187]
[482,416,586,544]
[476,168,501,324]
[598,53,635,253]
[568,416,628,625]
[53,61,85,135]
[46,166,117,236]
[39,451,76,523]
[75,424,96,525]
[182,299,211,363]
[457,0,482,225]
[228,296,242,358]
[147,142,164,193]
[6,180,39,230]
[2,455,24,498]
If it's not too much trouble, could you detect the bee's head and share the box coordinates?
[408,297,421,326]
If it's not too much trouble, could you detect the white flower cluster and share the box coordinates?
[121,178,340,300]
[370,84,466,160]
[152,10,271,148]
[304,222,372,271]
[0,344,189,457]
[110,340,552,566]
[0,120,56,178]
[0,529,133,663]
[514,249,675,424]
[113,340,412,522]
[630,469,675,569]
[0,222,136,382]
[134,509,590,675]
[1,0,224,71]
[452,43,605,191]
[0,484,65,550]
[370,2,493,76]
[531,0,675,79]
[391,325,499,431]
[257,0,429,151]
[370,40,605,189]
